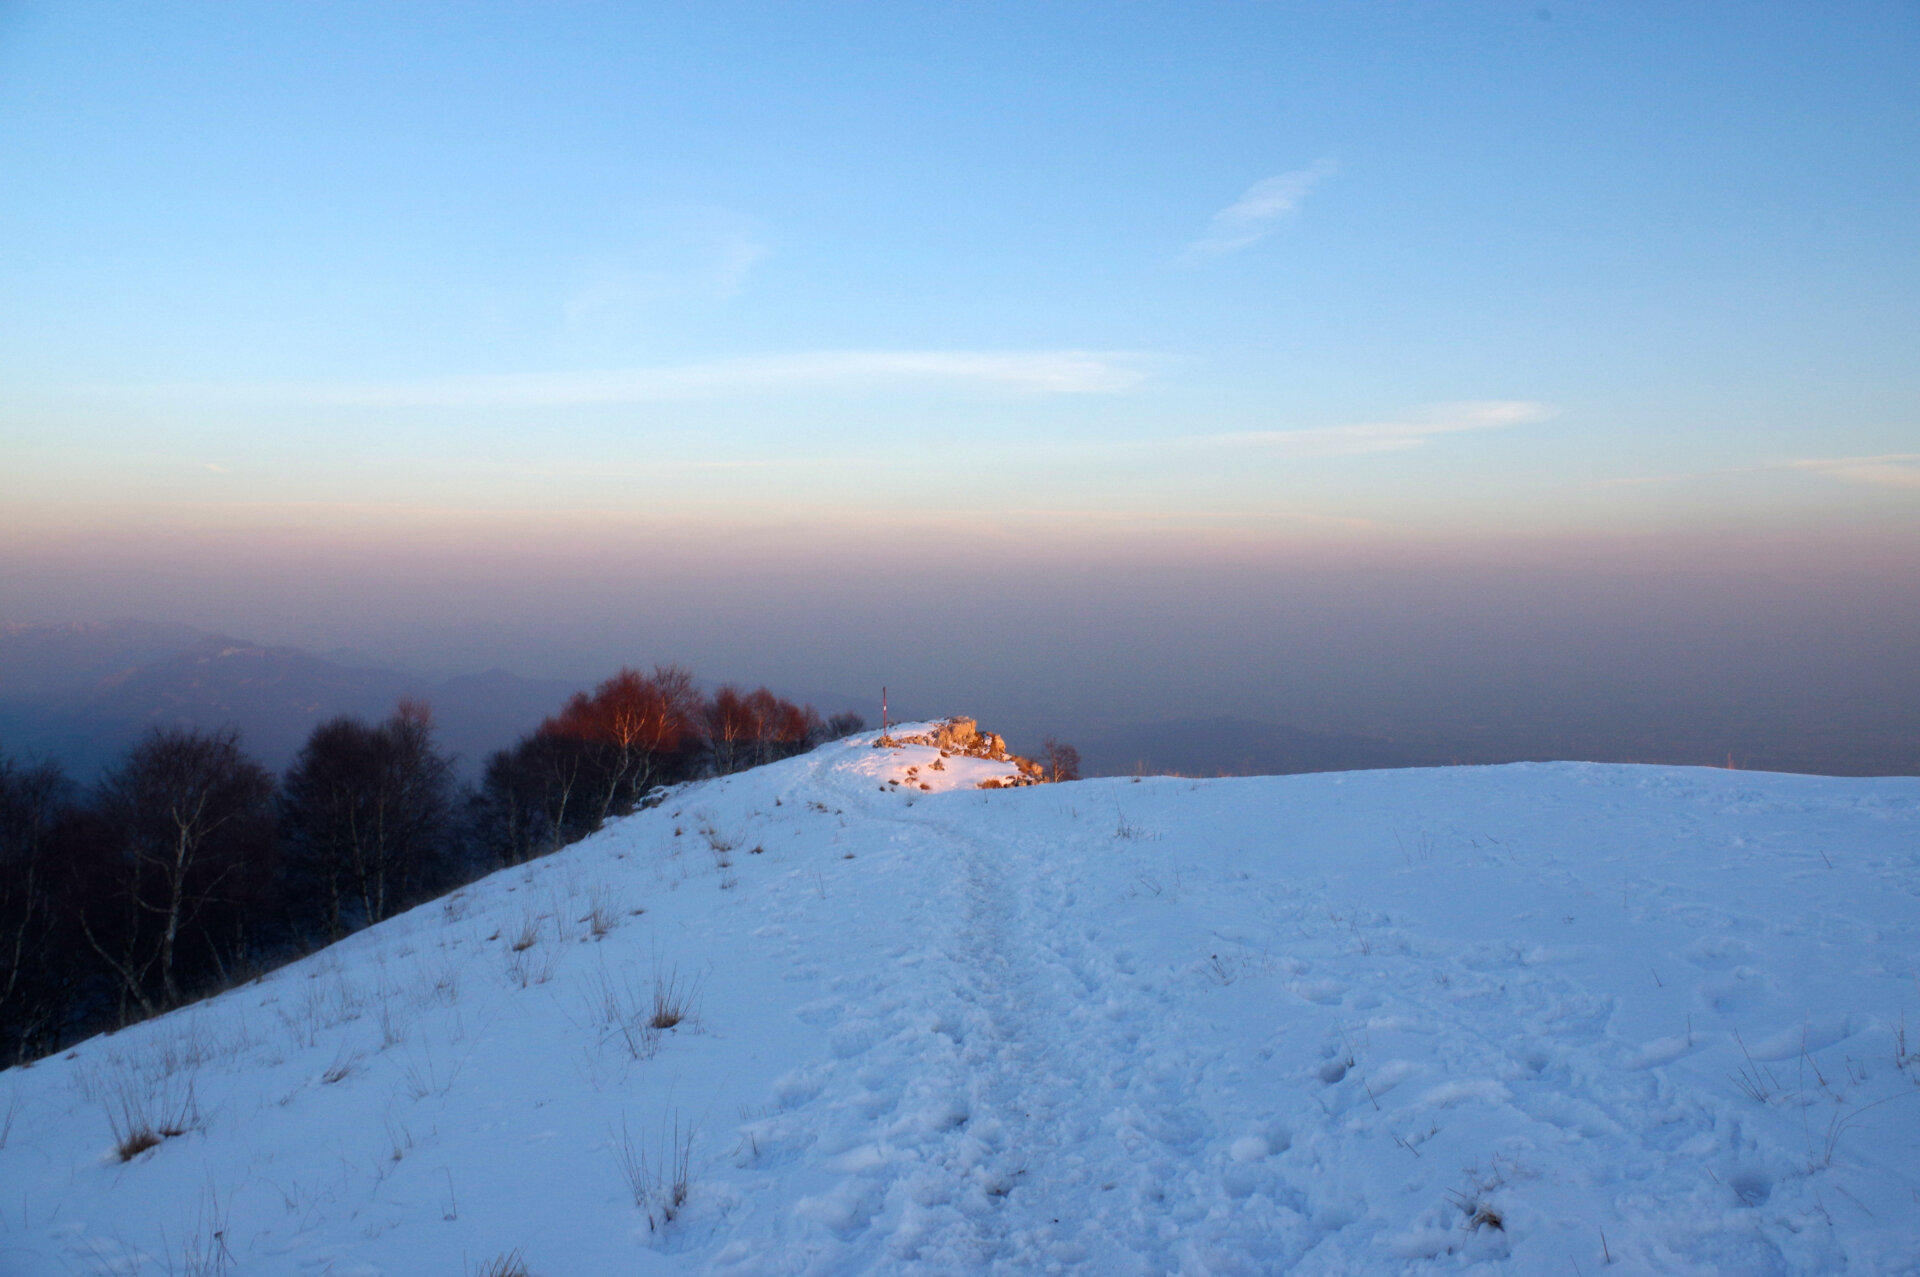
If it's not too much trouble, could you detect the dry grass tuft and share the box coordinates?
[321,1046,360,1085]
[581,968,662,1061]
[1446,1163,1509,1234]
[105,1074,201,1161]
[166,1178,235,1276]
[510,913,542,952]
[467,1249,530,1277]
[581,885,619,939]
[613,1112,693,1231]
[649,966,700,1030]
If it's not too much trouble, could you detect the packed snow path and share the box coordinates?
[4,728,1919,1275]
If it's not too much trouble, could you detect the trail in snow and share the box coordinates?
[704,767,1249,1276]
[3,729,1919,1275]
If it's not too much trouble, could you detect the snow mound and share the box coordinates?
[5,738,1919,1275]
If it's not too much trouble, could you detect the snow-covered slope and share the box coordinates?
[5,727,1919,1275]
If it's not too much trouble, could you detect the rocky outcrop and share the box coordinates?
[875,716,1047,787]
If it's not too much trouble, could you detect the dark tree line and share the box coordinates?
[281,700,456,939]
[0,668,859,1064]
[0,731,277,1055]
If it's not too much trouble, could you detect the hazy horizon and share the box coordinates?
[7,520,1918,777]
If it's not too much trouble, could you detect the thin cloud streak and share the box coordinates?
[408,398,1549,474]
[524,399,1555,471]
[1781,453,1920,489]
[1592,452,1920,490]
[178,350,1150,408]
[1184,159,1339,260]
[1197,400,1557,457]
[1001,505,1376,530]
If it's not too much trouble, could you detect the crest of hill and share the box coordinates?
[2,729,1917,1274]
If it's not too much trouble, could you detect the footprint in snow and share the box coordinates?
[1626,1033,1698,1069]
[1683,935,1758,969]
[793,998,844,1026]
[1744,1013,1865,1061]
[1696,965,1773,1015]
[829,1019,881,1058]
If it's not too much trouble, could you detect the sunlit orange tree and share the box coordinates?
[479,667,833,863]
[539,665,703,824]
[705,684,820,774]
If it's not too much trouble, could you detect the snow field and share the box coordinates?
[2,729,1918,1274]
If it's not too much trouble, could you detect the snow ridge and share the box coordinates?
[4,730,1919,1274]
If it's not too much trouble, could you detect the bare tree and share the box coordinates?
[478,732,594,862]
[704,685,752,776]
[87,726,275,1014]
[281,701,456,937]
[761,692,821,764]
[1040,737,1082,783]
[0,751,73,1059]
[704,685,818,774]
[540,665,699,821]
[822,712,866,741]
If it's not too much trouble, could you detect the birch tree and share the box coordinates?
[89,726,275,1012]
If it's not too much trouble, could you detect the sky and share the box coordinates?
[2,2,1917,758]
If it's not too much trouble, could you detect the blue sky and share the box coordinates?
[2,3,1917,706]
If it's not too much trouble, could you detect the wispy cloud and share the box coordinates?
[1197,400,1556,457]
[1002,505,1377,530]
[1593,452,1920,490]
[1778,453,1920,489]
[490,400,1545,476]
[1183,159,1339,261]
[176,350,1150,408]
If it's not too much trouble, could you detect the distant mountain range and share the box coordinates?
[0,621,582,782]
